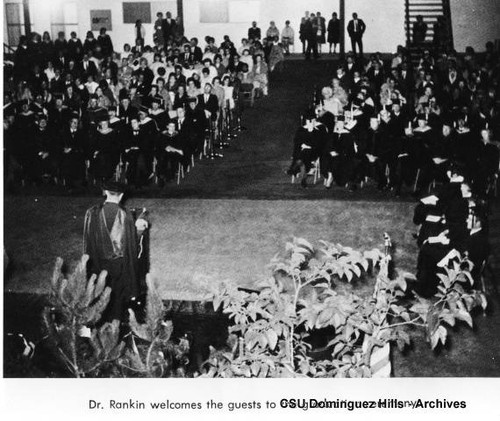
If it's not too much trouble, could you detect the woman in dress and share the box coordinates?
[327,12,340,55]
[186,78,201,99]
[40,31,55,65]
[83,31,97,56]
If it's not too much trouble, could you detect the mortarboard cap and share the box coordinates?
[102,180,127,193]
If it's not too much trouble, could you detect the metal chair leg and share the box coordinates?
[413,168,421,192]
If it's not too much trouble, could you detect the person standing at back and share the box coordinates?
[347,13,366,58]
[154,12,165,47]
[304,14,318,60]
[413,15,428,46]
[281,20,295,55]
[162,11,176,45]
[97,27,114,58]
[135,19,146,46]
[299,17,308,55]
[315,12,326,54]
[327,12,340,55]
[248,21,261,42]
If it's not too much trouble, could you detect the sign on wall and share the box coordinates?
[90,9,112,31]
[123,2,152,24]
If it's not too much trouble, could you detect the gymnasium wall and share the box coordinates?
[11,0,500,53]
[183,0,407,53]
[450,0,500,52]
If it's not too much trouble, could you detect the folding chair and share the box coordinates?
[241,87,255,107]
[176,162,185,185]
[413,168,421,192]
[291,158,320,184]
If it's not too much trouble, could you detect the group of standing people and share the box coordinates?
[413,14,450,50]
[298,11,366,59]
[132,11,184,49]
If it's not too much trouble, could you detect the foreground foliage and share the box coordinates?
[41,255,189,377]
[201,237,487,378]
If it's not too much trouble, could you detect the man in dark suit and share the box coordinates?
[162,12,176,43]
[248,21,261,42]
[134,58,154,86]
[197,83,219,122]
[344,54,360,79]
[80,53,98,79]
[366,61,385,94]
[304,17,318,60]
[397,62,414,98]
[180,44,194,66]
[347,13,366,58]
[190,38,203,63]
[59,115,86,187]
[123,117,154,189]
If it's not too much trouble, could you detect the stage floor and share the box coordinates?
[4,196,417,301]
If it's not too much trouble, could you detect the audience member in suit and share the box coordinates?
[366,61,385,95]
[190,38,203,63]
[180,45,195,66]
[197,83,220,123]
[413,15,428,45]
[347,13,366,58]
[304,17,318,60]
[123,117,153,189]
[59,115,86,187]
[162,12,177,44]
[473,128,500,197]
[248,22,261,42]
[80,53,98,79]
[134,58,155,87]
[29,115,58,182]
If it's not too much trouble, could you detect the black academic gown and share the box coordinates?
[83,202,143,321]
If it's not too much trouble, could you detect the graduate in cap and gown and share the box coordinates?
[83,180,148,322]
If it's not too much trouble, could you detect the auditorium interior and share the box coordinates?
[3,0,500,378]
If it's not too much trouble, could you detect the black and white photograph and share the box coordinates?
[2,0,500,418]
